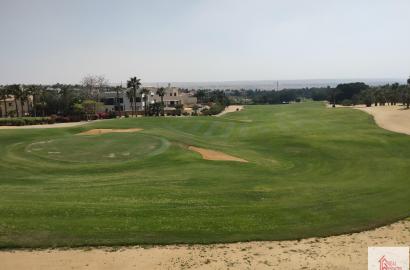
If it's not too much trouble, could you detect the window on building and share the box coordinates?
[104,98,114,105]
[174,93,177,96]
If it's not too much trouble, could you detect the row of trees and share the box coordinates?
[330,79,410,108]
[206,77,410,108]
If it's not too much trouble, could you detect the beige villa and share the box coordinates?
[0,95,32,117]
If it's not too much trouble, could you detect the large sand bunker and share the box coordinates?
[188,146,248,162]
[1,220,408,270]
[328,103,410,136]
[215,105,244,117]
[78,128,143,135]
[355,105,410,135]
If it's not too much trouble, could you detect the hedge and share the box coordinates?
[0,117,53,126]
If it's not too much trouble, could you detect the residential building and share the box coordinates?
[0,95,32,117]
[99,84,197,115]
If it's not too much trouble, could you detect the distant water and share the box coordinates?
[145,78,405,90]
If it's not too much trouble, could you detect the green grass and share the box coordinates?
[0,102,409,248]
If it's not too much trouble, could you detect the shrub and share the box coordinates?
[341,99,353,106]
[202,103,225,115]
[0,117,52,126]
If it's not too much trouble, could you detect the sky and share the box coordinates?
[0,0,409,84]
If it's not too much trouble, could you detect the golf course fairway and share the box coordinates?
[0,102,409,248]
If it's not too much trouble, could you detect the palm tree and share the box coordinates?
[20,86,32,116]
[8,85,23,117]
[156,87,166,116]
[141,88,150,116]
[127,77,141,116]
[126,89,135,115]
[407,76,410,109]
[29,85,45,117]
[0,87,10,117]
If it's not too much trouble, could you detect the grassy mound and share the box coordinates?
[0,102,409,248]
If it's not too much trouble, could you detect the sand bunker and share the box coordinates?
[0,219,408,270]
[355,105,410,136]
[215,105,244,117]
[188,146,248,162]
[77,128,143,135]
[328,103,410,136]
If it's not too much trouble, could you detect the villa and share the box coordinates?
[99,84,197,115]
[0,95,32,117]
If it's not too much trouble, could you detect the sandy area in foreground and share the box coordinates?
[188,146,248,162]
[215,105,244,117]
[1,220,409,270]
[0,121,96,130]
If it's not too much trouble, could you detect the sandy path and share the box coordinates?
[355,105,410,135]
[0,121,97,130]
[215,105,244,117]
[188,146,248,162]
[78,128,143,135]
[1,220,409,270]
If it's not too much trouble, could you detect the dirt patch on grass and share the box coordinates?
[77,128,143,135]
[188,146,248,162]
[0,220,409,270]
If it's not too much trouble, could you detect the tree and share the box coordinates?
[156,87,166,116]
[361,89,374,107]
[96,75,108,101]
[25,85,47,117]
[141,88,150,116]
[329,87,338,108]
[126,89,135,115]
[0,86,10,117]
[407,76,410,109]
[175,103,183,116]
[114,86,123,116]
[192,104,200,115]
[7,85,23,117]
[82,100,100,120]
[73,102,84,117]
[335,82,369,104]
[20,86,31,116]
[149,102,161,116]
[127,77,141,116]
[82,75,98,100]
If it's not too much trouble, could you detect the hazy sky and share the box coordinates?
[0,0,409,84]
